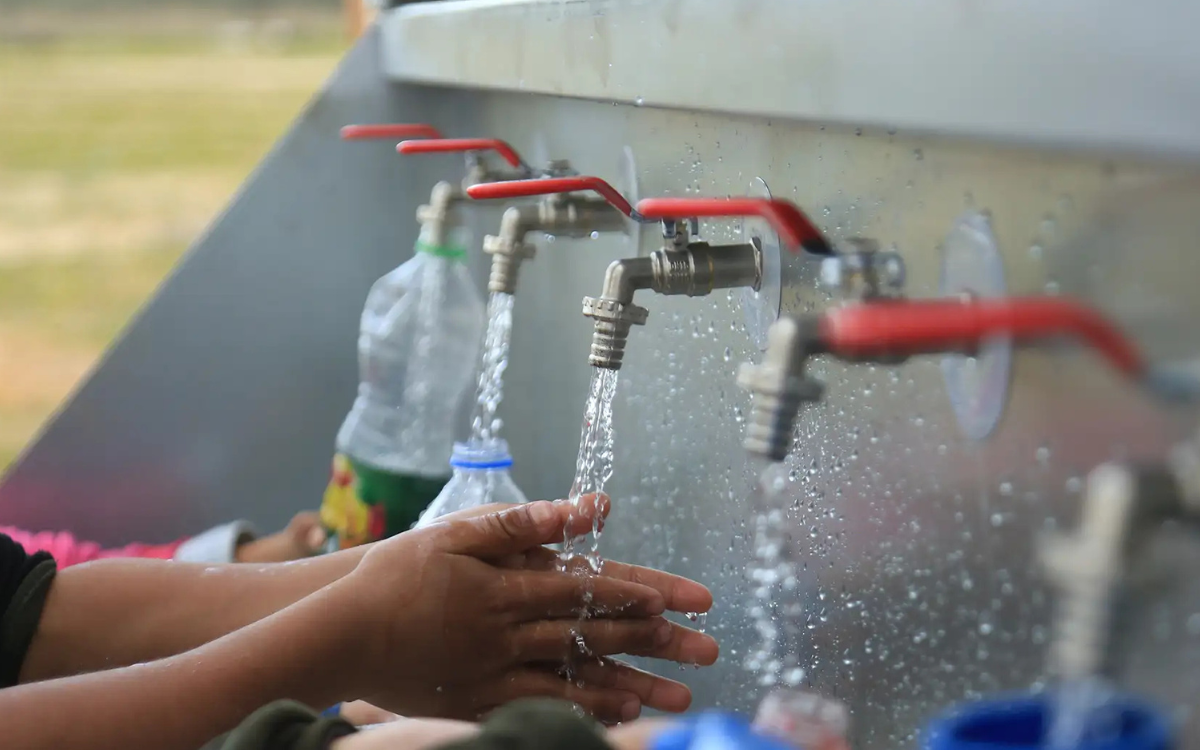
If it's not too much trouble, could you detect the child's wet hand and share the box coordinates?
[333,501,706,724]
[338,700,400,726]
[333,718,478,750]
[235,512,327,563]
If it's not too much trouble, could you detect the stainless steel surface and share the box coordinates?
[6,13,1200,750]
[479,94,1200,746]
[381,0,1200,160]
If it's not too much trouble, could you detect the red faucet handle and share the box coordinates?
[397,138,526,169]
[466,176,636,217]
[819,297,1146,378]
[635,197,831,256]
[339,123,444,141]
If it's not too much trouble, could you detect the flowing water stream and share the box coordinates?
[561,367,620,571]
[557,367,621,681]
[746,462,808,689]
[469,292,515,445]
[1047,677,1121,750]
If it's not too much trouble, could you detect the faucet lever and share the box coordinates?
[339,123,444,141]
[467,176,640,219]
[397,138,529,171]
[635,197,831,256]
[819,297,1146,378]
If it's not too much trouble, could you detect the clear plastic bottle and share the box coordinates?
[415,439,530,527]
[321,223,486,549]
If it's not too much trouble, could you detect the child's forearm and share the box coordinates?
[2,583,359,750]
[21,544,369,683]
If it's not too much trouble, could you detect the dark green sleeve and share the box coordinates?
[0,553,57,688]
[222,701,356,750]
[438,699,615,750]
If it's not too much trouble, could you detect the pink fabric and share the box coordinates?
[0,526,185,568]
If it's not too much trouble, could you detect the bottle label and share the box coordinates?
[320,454,450,549]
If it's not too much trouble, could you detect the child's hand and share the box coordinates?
[333,718,478,750]
[337,700,400,726]
[235,512,327,563]
[328,501,716,724]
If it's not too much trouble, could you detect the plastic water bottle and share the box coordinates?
[923,692,1170,750]
[321,223,485,548]
[415,439,529,526]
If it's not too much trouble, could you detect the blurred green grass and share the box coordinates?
[0,16,345,470]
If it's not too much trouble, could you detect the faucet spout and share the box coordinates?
[414,180,466,247]
[581,257,655,370]
[600,256,655,305]
[737,316,826,461]
[483,197,628,295]
[583,241,765,371]
[1040,463,1185,682]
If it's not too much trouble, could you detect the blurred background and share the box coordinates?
[0,0,370,470]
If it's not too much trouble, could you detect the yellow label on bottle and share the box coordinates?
[320,454,384,549]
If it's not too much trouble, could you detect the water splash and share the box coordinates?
[745,462,807,688]
[469,292,515,444]
[561,367,620,571]
[1047,678,1121,750]
[558,367,620,683]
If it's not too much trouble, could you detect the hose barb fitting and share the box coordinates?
[737,316,826,461]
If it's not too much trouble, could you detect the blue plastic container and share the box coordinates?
[924,694,1171,750]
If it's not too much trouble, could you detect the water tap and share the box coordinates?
[343,125,550,245]
[471,186,829,370]
[343,123,508,188]
[1037,463,1183,682]
[465,176,640,295]
[1038,449,1200,688]
[739,296,1154,461]
[818,238,907,300]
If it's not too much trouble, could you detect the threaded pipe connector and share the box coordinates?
[582,296,648,371]
[737,357,824,462]
[483,235,535,296]
[589,320,632,370]
[743,391,805,462]
[488,253,521,295]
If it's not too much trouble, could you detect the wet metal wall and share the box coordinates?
[4,2,1200,746]
[482,94,1200,747]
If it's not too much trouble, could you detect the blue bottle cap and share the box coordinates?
[924,693,1171,750]
[450,439,514,470]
